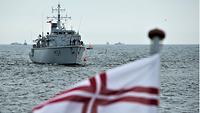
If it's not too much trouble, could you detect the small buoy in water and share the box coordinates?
[84,58,87,61]
[105,49,107,53]
[84,48,86,51]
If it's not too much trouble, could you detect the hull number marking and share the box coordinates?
[54,50,61,56]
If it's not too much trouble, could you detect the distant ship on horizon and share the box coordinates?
[23,40,27,45]
[106,42,109,45]
[115,42,125,45]
[11,42,22,45]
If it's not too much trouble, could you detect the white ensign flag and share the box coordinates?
[32,53,160,113]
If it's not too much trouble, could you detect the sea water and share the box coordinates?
[0,44,199,113]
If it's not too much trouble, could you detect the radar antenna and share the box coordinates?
[47,3,71,29]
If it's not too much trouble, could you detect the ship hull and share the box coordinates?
[29,46,85,64]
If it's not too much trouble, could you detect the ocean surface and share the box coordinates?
[0,44,199,113]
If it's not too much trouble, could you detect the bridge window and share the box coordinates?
[52,32,58,35]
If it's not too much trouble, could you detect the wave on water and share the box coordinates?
[0,44,199,113]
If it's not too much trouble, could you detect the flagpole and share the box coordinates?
[148,28,165,113]
[148,28,165,55]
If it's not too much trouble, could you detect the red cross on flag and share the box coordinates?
[32,53,160,113]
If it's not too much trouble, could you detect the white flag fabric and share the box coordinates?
[32,53,160,113]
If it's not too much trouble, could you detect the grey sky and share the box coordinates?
[0,0,199,44]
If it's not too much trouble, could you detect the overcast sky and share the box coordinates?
[0,0,199,44]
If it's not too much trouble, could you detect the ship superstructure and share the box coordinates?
[23,40,27,45]
[29,3,85,64]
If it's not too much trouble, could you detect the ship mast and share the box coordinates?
[47,3,71,30]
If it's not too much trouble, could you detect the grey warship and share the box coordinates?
[29,3,85,64]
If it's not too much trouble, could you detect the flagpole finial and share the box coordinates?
[148,28,165,40]
[148,28,165,55]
